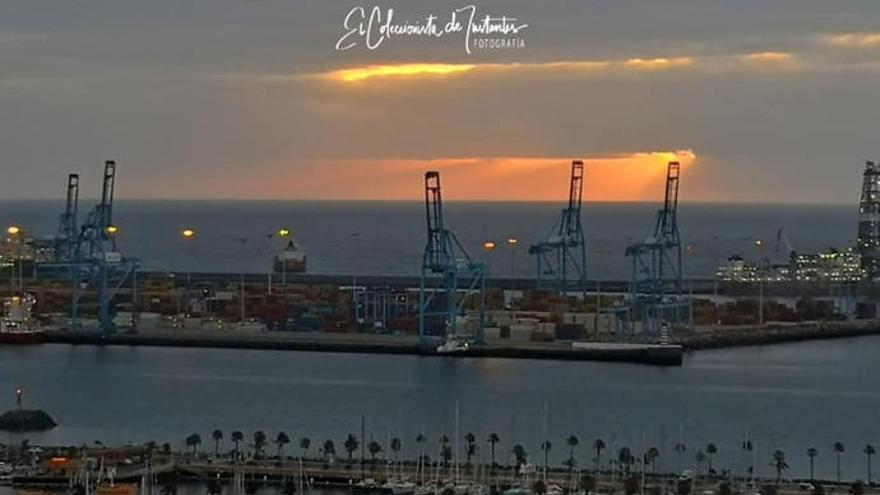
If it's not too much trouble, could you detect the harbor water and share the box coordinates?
[0,336,877,481]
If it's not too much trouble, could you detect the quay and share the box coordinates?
[45,328,685,366]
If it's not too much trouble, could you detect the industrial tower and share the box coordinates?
[616,161,690,334]
[858,160,880,279]
[49,161,139,335]
[528,160,587,294]
[418,171,487,346]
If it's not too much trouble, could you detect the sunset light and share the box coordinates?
[330,63,476,82]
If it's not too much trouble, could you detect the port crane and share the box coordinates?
[48,161,139,335]
[418,171,487,346]
[528,160,587,294]
[616,161,690,334]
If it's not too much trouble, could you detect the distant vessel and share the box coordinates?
[436,336,469,355]
[274,240,307,274]
[0,294,46,344]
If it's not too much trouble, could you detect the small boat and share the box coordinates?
[436,336,469,355]
[383,480,417,495]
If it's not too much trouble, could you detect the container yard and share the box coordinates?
[2,159,880,365]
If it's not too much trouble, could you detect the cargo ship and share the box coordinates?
[274,240,307,273]
[0,294,46,344]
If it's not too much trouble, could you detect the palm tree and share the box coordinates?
[368,440,382,466]
[344,434,359,463]
[705,443,718,474]
[391,437,402,469]
[513,444,528,469]
[675,442,687,471]
[594,438,606,473]
[465,433,477,467]
[807,447,818,481]
[566,436,580,475]
[864,444,875,484]
[695,451,707,478]
[646,447,660,474]
[231,431,244,458]
[253,431,267,459]
[322,439,336,461]
[541,441,552,477]
[488,433,500,467]
[186,433,202,457]
[275,432,290,458]
[742,439,754,479]
[440,435,451,471]
[618,447,634,475]
[772,450,788,483]
[834,442,845,482]
[211,430,223,458]
[299,437,310,462]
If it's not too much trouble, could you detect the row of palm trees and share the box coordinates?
[181,431,880,483]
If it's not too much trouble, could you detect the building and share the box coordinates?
[858,160,880,279]
[717,248,865,283]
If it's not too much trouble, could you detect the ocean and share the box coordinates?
[0,200,859,280]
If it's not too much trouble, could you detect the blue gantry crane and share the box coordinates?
[49,161,139,335]
[528,160,587,294]
[418,171,487,347]
[616,161,690,335]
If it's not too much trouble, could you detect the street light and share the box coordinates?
[6,225,21,237]
[181,228,196,239]
[104,224,119,236]
[506,237,519,310]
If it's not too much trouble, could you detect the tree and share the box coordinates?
[834,442,846,483]
[275,432,290,458]
[594,438,606,473]
[566,436,580,474]
[618,447,634,475]
[675,442,687,470]
[465,433,476,467]
[391,437,402,467]
[807,447,818,481]
[541,441,553,476]
[513,444,528,469]
[231,431,244,458]
[253,431,267,459]
[864,445,875,484]
[695,451,707,477]
[344,434,359,463]
[743,440,755,479]
[367,440,382,464]
[298,437,310,460]
[646,447,660,474]
[705,443,718,474]
[771,449,788,483]
[440,436,451,470]
[322,439,336,461]
[416,434,427,477]
[211,430,223,458]
[186,433,202,457]
[488,433,500,467]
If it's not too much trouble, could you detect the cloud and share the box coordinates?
[189,150,697,201]
[825,33,880,48]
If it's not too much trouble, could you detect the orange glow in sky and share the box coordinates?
[202,150,697,201]
[329,63,476,82]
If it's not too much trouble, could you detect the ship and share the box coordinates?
[273,240,307,274]
[0,294,46,344]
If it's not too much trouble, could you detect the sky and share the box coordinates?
[1,0,880,202]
